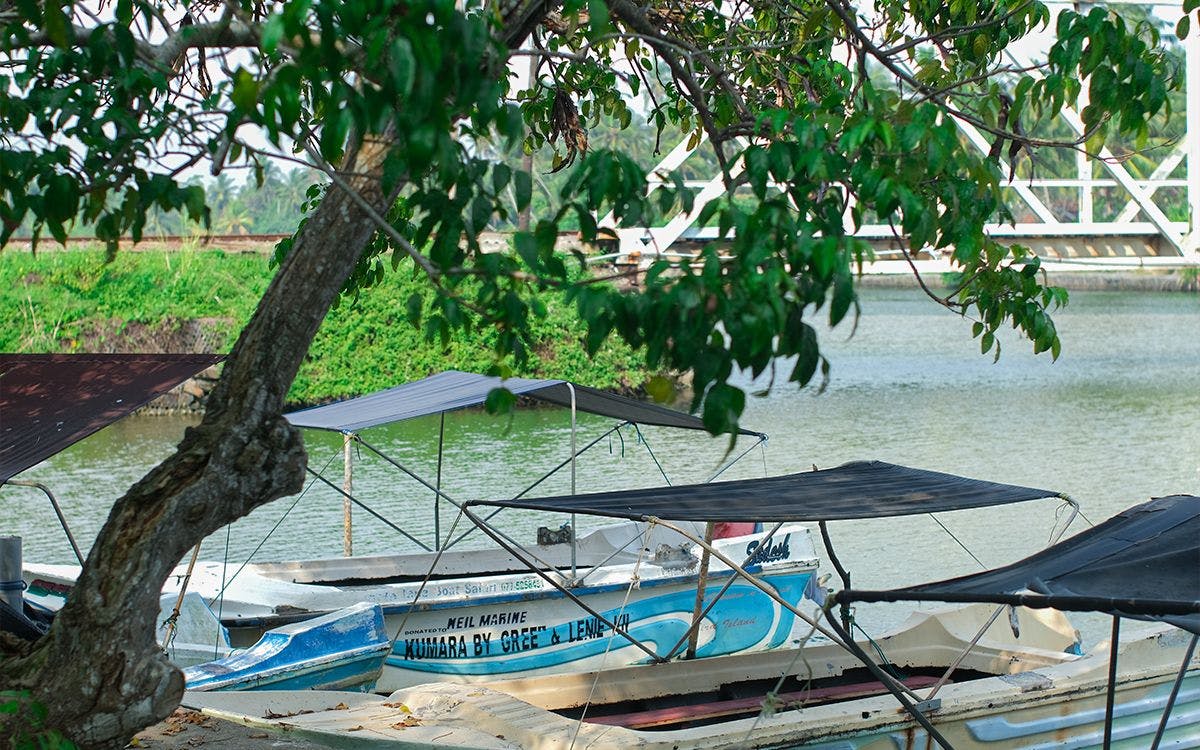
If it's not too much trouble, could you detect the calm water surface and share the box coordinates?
[6,288,1198,646]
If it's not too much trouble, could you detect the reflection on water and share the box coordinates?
[4,288,1198,647]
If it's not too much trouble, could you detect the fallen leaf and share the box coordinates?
[390,715,422,729]
[346,726,365,732]
[333,702,349,710]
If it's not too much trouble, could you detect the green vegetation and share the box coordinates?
[0,693,76,750]
[0,247,650,403]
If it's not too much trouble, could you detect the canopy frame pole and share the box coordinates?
[673,523,787,661]
[704,433,768,483]
[567,383,578,585]
[926,501,1080,701]
[461,505,667,664]
[648,518,925,704]
[925,605,1007,700]
[1051,496,1081,543]
[571,527,652,586]
[5,480,84,566]
[685,521,717,659]
[434,413,445,550]
[304,467,432,551]
[355,435,462,506]
[819,520,853,634]
[342,432,354,557]
[1103,616,1120,750]
[631,423,672,486]
[825,611,956,750]
[432,425,627,553]
[1149,632,1199,750]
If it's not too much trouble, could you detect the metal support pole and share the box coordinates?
[1149,632,1199,750]
[1103,616,1121,750]
[567,383,578,584]
[819,521,853,633]
[342,432,354,557]
[0,536,23,612]
[435,412,446,550]
[5,480,84,565]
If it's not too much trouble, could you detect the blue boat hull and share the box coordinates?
[185,602,389,693]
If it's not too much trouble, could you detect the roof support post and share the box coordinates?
[1103,615,1120,750]
[342,432,354,557]
[1149,632,1200,750]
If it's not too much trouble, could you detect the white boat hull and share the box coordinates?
[26,522,820,692]
[182,609,1200,749]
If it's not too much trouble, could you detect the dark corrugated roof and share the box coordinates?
[284,370,758,435]
[838,494,1200,633]
[0,353,222,483]
[466,460,1059,521]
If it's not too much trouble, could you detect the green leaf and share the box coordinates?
[484,386,517,415]
[645,375,674,403]
[1176,14,1191,40]
[514,171,532,211]
[389,38,416,96]
[43,2,70,47]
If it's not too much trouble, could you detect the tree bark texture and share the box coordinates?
[0,135,399,748]
[0,4,554,741]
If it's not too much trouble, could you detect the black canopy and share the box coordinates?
[465,461,1060,521]
[0,353,222,484]
[285,370,758,435]
[836,495,1200,634]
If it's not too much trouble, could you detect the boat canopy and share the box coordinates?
[836,494,1200,634]
[285,370,759,435]
[464,460,1060,521]
[0,353,222,484]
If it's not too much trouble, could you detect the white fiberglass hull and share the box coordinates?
[184,610,1200,750]
[25,522,820,691]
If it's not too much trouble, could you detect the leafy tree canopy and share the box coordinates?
[0,0,1181,431]
[0,0,1187,744]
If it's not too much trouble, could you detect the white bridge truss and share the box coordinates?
[600,0,1200,273]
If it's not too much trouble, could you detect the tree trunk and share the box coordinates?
[0,134,398,749]
[0,5,553,741]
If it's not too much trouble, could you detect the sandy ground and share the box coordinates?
[131,709,329,749]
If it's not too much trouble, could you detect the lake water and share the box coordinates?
[5,287,1198,646]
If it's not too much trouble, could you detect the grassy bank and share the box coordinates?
[0,246,652,405]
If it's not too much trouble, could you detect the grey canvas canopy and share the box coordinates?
[0,353,222,484]
[464,460,1060,521]
[835,494,1200,634]
[285,370,758,435]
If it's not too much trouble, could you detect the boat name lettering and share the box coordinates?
[402,635,470,660]
[745,534,791,565]
[445,610,528,629]
[499,626,546,653]
[567,613,631,643]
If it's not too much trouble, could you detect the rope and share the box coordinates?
[632,424,671,486]
[568,524,650,750]
[928,513,987,570]
[206,450,341,606]
[742,607,824,743]
[214,524,231,658]
[388,509,467,650]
